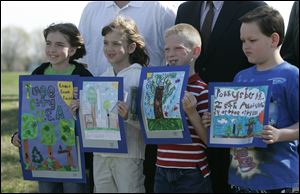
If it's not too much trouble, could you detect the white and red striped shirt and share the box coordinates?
[156,74,210,177]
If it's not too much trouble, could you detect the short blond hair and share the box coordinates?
[164,23,201,48]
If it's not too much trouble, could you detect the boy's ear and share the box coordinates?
[193,46,201,58]
[128,42,137,54]
[271,32,280,48]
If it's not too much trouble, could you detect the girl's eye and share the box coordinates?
[56,43,65,47]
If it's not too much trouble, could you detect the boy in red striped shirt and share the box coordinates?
[154,23,212,193]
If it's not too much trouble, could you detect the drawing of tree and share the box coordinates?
[87,87,97,128]
[21,113,38,170]
[59,119,75,169]
[145,73,176,119]
[245,118,256,137]
[236,124,242,136]
[103,100,111,128]
[25,83,32,99]
[40,122,58,170]
[225,125,232,136]
[32,146,44,164]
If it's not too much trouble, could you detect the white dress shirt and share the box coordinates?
[79,1,176,76]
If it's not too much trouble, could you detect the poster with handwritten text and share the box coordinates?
[208,82,272,148]
[18,75,85,182]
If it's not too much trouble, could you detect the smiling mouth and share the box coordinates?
[107,54,116,58]
[168,60,178,65]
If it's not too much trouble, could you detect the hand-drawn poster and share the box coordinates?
[137,66,192,144]
[77,77,127,153]
[208,82,272,148]
[18,75,85,182]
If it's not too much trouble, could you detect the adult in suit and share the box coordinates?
[176,1,266,193]
[280,1,299,68]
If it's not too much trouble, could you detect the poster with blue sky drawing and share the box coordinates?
[18,75,85,182]
[77,77,126,153]
[137,66,192,144]
[208,82,272,148]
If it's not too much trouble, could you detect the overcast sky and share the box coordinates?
[1,1,294,33]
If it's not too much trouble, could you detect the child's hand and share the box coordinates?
[117,101,129,120]
[261,125,280,144]
[182,91,197,115]
[11,132,21,147]
[202,112,211,128]
[70,99,79,116]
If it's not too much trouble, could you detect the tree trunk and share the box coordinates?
[23,139,32,170]
[154,86,164,119]
[91,104,96,128]
[66,146,74,168]
[247,125,254,136]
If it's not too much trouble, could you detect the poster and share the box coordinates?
[208,82,272,148]
[18,75,85,182]
[77,77,127,153]
[137,66,192,144]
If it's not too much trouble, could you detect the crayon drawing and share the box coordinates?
[77,77,127,153]
[208,82,272,148]
[19,75,84,182]
[138,66,192,144]
[80,81,120,141]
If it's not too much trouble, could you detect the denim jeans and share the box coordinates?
[154,167,213,193]
[38,181,89,193]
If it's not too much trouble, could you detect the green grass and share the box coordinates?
[147,118,183,131]
[1,72,28,96]
[1,71,38,193]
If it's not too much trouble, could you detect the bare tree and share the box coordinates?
[26,28,47,71]
[1,26,30,71]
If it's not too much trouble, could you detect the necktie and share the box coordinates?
[201,1,214,49]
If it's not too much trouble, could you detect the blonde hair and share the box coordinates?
[102,16,149,67]
[164,23,201,48]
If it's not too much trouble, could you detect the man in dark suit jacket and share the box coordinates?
[176,1,266,193]
[280,1,299,68]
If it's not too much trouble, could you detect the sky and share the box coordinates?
[1,1,294,34]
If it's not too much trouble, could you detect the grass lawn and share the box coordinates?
[1,71,38,193]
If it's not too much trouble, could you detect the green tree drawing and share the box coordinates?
[225,125,232,136]
[21,113,38,170]
[32,146,44,164]
[25,83,32,99]
[103,100,111,128]
[40,122,58,170]
[145,73,176,119]
[59,119,75,169]
[236,124,243,136]
[87,87,97,128]
[245,118,256,137]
